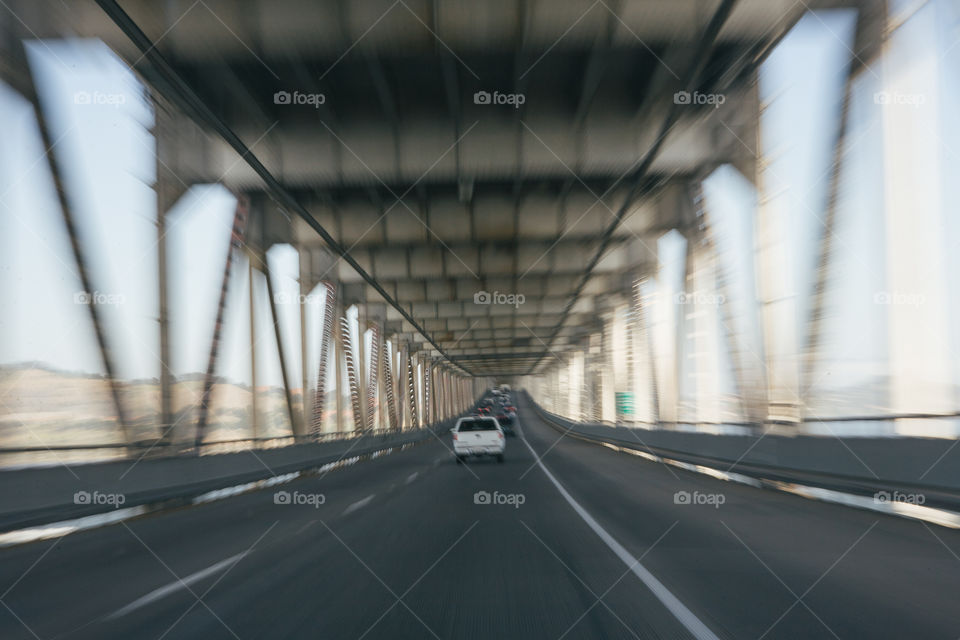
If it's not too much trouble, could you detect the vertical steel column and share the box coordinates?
[156,199,172,443]
[611,302,629,423]
[633,277,660,424]
[690,229,722,425]
[333,296,344,433]
[340,311,364,432]
[311,282,337,436]
[437,368,446,421]
[195,196,248,447]
[599,312,617,424]
[249,260,259,440]
[424,360,434,426]
[154,132,177,444]
[695,182,755,425]
[299,251,311,435]
[407,350,420,429]
[366,325,380,430]
[264,258,302,438]
[397,343,408,429]
[755,117,800,424]
[355,307,368,431]
[574,352,584,420]
[444,370,452,418]
[382,338,399,430]
[801,60,851,415]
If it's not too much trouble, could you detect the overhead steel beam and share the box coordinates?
[96,0,475,377]
[527,0,739,375]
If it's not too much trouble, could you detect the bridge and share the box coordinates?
[0,0,959,638]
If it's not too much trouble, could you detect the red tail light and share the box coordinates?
[453,433,458,441]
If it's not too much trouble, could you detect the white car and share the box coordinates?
[451,416,505,463]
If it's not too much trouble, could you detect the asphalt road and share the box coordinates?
[1,393,959,639]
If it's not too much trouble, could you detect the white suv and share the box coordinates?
[451,416,505,463]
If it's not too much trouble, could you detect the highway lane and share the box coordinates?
[1,396,959,639]
[516,393,960,639]
[0,422,695,639]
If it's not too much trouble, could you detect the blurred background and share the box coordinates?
[0,0,958,468]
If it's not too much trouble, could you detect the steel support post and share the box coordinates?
[355,306,368,431]
[407,351,420,429]
[264,257,302,438]
[334,294,344,433]
[340,310,364,432]
[366,323,381,430]
[311,281,337,436]
[382,337,398,431]
[154,117,184,445]
[249,260,259,440]
[299,251,311,435]
[195,196,248,447]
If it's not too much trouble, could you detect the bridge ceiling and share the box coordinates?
[38,0,855,376]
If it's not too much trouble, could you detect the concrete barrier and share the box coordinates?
[523,393,960,511]
[0,412,471,533]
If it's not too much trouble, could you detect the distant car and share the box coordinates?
[495,411,516,437]
[451,416,505,463]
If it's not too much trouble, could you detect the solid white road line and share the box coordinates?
[518,421,720,640]
[342,495,375,516]
[107,551,248,619]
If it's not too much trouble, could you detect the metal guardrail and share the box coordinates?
[523,393,960,513]
[0,427,433,459]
